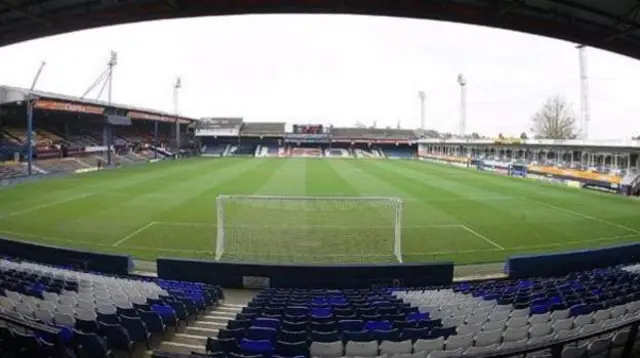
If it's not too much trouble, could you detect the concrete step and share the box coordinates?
[185,325,219,336]
[201,314,235,323]
[171,333,209,346]
[193,320,226,329]
[156,341,206,354]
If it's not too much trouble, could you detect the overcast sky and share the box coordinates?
[0,14,638,139]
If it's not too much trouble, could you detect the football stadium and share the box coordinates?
[2,2,640,358]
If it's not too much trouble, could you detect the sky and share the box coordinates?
[0,14,639,139]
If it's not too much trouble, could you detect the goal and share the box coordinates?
[215,195,403,264]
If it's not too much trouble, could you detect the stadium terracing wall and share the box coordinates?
[506,243,640,279]
[2,234,640,285]
[0,236,132,275]
[156,258,454,289]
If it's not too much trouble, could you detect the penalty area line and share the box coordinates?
[524,198,640,236]
[460,224,505,250]
[0,193,93,220]
[112,221,156,247]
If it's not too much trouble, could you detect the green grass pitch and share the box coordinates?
[0,157,639,265]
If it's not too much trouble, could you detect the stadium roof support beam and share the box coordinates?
[494,0,521,17]
[605,1,640,41]
[0,0,50,26]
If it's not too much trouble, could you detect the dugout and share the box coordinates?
[157,258,454,289]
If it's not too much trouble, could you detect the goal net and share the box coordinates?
[215,195,403,264]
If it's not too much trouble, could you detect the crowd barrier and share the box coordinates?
[506,242,640,279]
[0,236,132,275]
[157,258,454,289]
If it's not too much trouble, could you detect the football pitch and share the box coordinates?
[0,157,639,266]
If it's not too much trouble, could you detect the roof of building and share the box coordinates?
[1,1,640,60]
[0,85,197,123]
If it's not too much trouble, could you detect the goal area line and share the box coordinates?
[152,221,467,229]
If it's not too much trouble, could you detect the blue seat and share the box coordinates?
[139,310,167,336]
[531,305,550,315]
[98,322,133,354]
[229,353,262,358]
[75,330,114,358]
[278,329,307,343]
[339,319,363,331]
[219,327,246,340]
[247,326,277,341]
[240,338,275,356]
[168,301,189,324]
[365,321,392,331]
[281,321,306,332]
[407,312,429,322]
[310,320,336,332]
[570,304,589,317]
[429,326,457,339]
[97,312,119,325]
[120,315,151,349]
[275,340,309,356]
[76,318,100,333]
[373,328,401,342]
[343,329,373,342]
[285,306,309,316]
[254,317,280,329]
[401,327,430,341]
[311,330,340,343]
[208,337,241,353]
[311,307,332,320]
[151,304,178,331]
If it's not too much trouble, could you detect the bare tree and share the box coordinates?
[531,95,578,139]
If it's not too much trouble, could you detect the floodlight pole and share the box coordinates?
[457,74,467,137]
[26,61,46,176]
[106,51,118,166]
[418,91,426,135]
[173,77,182,155]
[577,45,590,139]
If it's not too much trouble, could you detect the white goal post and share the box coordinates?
[215,195,403,264]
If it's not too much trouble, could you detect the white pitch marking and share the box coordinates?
[152,221,465,229]
[0,193,93,219]
[112,221,156,247]
[525,198,640,235]
[460,224,505,250]
[153,221,216,227]
[414,233,640,256]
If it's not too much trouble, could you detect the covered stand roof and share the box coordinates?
[0,85,196,124]
[1,0,640,60]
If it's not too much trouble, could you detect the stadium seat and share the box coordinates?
[99,322,134,354]
[75,330,115,358]
[310,341,343,358]
[413,337,444,353]
[379,340,412,355]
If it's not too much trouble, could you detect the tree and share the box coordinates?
[530,95,578,139]
[498,133,504,139]
[520,132,528,140]
[354,121,367,128]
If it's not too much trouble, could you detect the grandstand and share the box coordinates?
[0,85,197,179]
